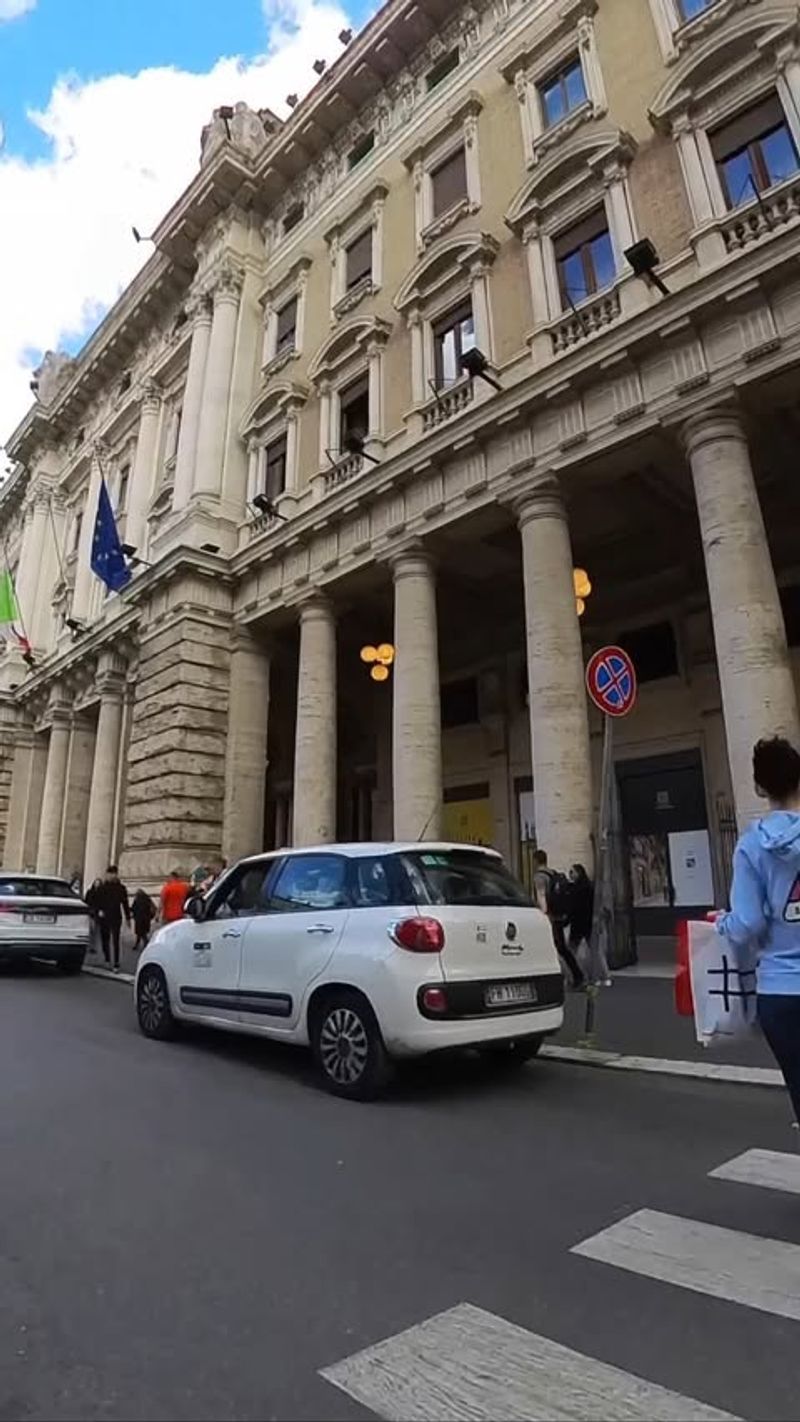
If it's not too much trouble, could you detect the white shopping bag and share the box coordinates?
[687,919,758,1047]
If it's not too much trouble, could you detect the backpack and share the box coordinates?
[544,870,571,922]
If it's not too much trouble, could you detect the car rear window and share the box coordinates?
[401,850,532,908]
[0,878,80,899]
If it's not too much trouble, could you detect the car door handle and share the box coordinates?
[306,924,335,934]
[221,929,242,939]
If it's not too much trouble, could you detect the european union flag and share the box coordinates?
[91,477,131,593]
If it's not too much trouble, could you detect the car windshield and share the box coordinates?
[0,878,80,899]
[402,850,532,908]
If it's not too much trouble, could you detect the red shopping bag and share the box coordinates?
[675,919,693,1016]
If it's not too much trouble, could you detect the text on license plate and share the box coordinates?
[24,911,56,924]
[485,981,535,1008]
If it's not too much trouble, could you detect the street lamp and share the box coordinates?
[574,567,592,617]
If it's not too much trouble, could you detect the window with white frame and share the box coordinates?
[649,13,800,263]
[502,0,606,167]
[241,382,308,508]
[403,94,482,252]
[393,232,499,409]
[647,0,730,63]
[261,258,311,374]
[505,129,636,357]
[326,185,387,321]
[115,462,130,516]
[263,433,288,502]
[307,316,390,468]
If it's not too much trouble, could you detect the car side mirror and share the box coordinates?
[184,895,204,922]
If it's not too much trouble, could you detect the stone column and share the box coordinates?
[392,546,443,841]
[518,483,593,871]
[684,409,800,827]
[36,703,71,874]
[15,495,49,644]
[172,293,212,511]
[59,715,96,885]
[192,263,244,500]
[293,598,337,846]
[83,660,126,884]
[3,727,47,871]
[222,629,271,863]
[71,451,103,624]
[126,380,161,552]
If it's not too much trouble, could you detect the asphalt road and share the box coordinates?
[2,966,799,1422]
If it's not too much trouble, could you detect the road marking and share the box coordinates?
[320,1302,738,1421]
[541,1045,784,1089]
[710,1148,800,1196]
[572,1209,800,1321]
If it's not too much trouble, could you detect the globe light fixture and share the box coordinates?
[360,642,395,681]
[360,645,378,663]
[376,643,395,665]
[573,568,592,618]
[371,664,389,682]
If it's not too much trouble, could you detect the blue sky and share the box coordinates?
[0,0,371,446]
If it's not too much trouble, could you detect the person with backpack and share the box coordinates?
[533,848,584,989]
[131,889,157,950]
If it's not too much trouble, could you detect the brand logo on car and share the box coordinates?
[506,922,517,941]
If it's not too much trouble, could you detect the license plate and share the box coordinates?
[24,911,56,924]
[485,981,535,1008]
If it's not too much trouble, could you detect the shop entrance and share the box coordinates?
[617,749,714,936]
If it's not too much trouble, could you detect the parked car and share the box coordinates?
[0,874,91,973]
[134,842,564,1099]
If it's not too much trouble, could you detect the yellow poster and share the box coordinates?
[442,798,494,846]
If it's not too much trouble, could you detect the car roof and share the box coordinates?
[0,871,72,881]
[236,842,502,864]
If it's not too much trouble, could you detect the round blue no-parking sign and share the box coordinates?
[586,645,637,718]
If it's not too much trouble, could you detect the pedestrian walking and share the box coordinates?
[159,869,191,925]
[84,877,103,956]
[566,864,612,986]
[718,736,800,1125]
[533,848,584,989]
[131,889,156,950]
[190,854,226,896]
[92,866,131,972]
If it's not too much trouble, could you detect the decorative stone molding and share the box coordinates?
[307,316,392,387]
[647,0,763,65]
[200,101,280,168]
[500,0,606,167]
[325,183,388,320]
[403,92,484,252]
[32,350,76,408]
[260,255,311,370]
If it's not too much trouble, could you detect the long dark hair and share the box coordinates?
[570,863,591,885]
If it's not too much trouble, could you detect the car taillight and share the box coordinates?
[421,986,448,1014]
[0,901,13,914]
[391,917,445,953]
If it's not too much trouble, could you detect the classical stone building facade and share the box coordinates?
[3,0,800,936]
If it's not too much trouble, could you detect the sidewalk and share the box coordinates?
[555,971,775,1070]
[84,924,142,978]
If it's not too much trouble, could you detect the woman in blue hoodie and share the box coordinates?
[718,736,800,1120]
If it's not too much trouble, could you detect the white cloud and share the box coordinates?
[0,0,36,21]
[0,0,351,448]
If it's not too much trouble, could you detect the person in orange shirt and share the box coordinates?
[159,869,191,925]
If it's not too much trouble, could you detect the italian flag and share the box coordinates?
[0,570,32,658]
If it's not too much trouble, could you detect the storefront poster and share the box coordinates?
[628,832,671,908]
[442,798,494,847]
[668,829,715,908]
[518,790,536,844]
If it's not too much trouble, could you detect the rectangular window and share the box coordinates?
[431,146,468,218]
[348,132,375,169]
[264,435,288,502]
[433,299,475,388]
[554,208,615,308]
[345,228,373,290]
[275,296,298,354]
[402,849,531,908]
[427,48,460,91]
[710,94,799,208]
[116,464,130,514]
[539,57,587,129]
[441,676,480,728]
[618,621,679,683]
[72,510,83,554]
[283,201,304,235]
[339,374,370,450]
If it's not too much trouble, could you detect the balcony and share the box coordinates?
[421,379,474,432]
[720,178,800,254]
[550,289,622,355]
[324,451,363,491]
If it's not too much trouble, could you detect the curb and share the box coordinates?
[83,964,135,985]
[541,1043,784,1089]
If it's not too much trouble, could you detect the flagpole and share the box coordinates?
[47,496,68,590]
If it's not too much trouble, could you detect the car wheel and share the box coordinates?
[137,967,177,1041]
[311,991,392,1101]
[57,951,85,975]
[479,1035,543,1067]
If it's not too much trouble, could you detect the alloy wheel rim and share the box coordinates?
[319,1006,369,1085]
[139,975,165,1032]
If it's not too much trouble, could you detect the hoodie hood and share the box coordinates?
[756,810,800,857]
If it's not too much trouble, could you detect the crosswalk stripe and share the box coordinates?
[320,1302,739,1421]
[572,1209,800,1322]
[710,1148,800,1196]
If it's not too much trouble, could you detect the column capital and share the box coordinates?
[139,378,162,415]
[387,540,435,580]
[511,476,566,528]
[681,405,746,458]
[211,260,245,307]
[186,289,213,326]
[230,624,271,657]
[297,592,335,627]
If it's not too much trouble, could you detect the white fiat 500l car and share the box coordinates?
[0,873,90,973]
[134,842,564,1098]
